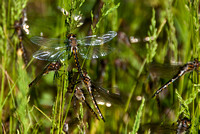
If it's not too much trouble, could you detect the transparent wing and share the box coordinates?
[77,31,117,46]
[149,63,182,79]
[78,44,113,59]
[77,31,117,59]
[33,47,68,61]
[30,36,68,48]
[31,31,117,60]
[91,83,124,106]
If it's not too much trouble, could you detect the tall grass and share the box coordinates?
[1,0,200,133]
[1,0,29,133]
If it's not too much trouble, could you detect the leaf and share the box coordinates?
[129,97,145,134]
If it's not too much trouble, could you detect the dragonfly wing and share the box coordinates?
[77,31,117,46]
[149,63,182,79]
[33,47,68,61]
[78,44,113,59]
[30,36,68,48]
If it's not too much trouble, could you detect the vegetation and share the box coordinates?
[0,0,200,133]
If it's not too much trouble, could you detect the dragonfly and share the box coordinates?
[29,61,62,87]
[31,31,117,121]
[30,31,117,78]
[68,71,123,122]
[139,117,191,134]
[30,31,117,83]
[176,117,191,133]
[152,59,200,98]
[13,9,30,65]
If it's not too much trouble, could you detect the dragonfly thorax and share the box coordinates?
[67,34,78,47]
[14,21,21,30]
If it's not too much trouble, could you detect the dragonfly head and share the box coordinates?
[14,20,21,30]
[67,34,77,47]
[67,34,76,40]
[193,58,200,68]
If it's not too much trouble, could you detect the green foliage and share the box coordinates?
[91,2,120,33]
[0,0,29,133]
[50,65,70,133]
[1,0,200,133]
[12,0,29,20]
[175,90,190,119]
[176,86,199,133]
[61,0,86,32]
[165,0,178,61]
[129,97,145,134]
[146,8,158,63]
[15,55,31,133]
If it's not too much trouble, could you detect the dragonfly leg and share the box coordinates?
[29,61,62,87]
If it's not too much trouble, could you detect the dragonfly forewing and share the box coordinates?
[77,31,117,46]
[30,36,68,48]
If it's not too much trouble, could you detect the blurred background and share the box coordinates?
[0,0,200,133]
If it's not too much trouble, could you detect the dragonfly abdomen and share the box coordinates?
[72,46,84,79]
[19,40,28,65]
[152,59,200,97]
[83,75,105,122]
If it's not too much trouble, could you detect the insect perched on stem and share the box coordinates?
[12,9,30,66]
[30,31,117,121]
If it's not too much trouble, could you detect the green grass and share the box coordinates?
[1,0,200,133]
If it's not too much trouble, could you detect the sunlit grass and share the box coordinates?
[1,0,200,133]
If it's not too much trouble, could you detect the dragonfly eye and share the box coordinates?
[66,34,71,39]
